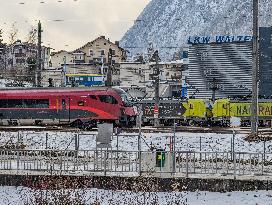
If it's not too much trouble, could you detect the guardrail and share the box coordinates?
[176,151,272,177]
[0,149,271,178]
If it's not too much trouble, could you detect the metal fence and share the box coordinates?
[0,149,271,178]
[1,131,272,153]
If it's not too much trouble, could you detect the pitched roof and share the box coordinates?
[51,50,71,56]
[74,36,124,52]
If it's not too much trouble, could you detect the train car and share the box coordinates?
[65,73,104,87]
[138,99,212,126]
[0,87,136,128]
[213,99,272,126]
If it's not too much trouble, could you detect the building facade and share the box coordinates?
[5,40,51,70]
[187,41,253,99]
[50,36,126,69]
[259,27,272,97]
[118,60,184,98]
[74,36,126,65]
[50,50,73,69]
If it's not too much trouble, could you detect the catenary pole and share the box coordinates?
[154,50,160,127]
[251,0,259,136]
[36,20,42,87]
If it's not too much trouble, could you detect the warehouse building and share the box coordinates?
[187,29,272,100]
[187,40,252,99]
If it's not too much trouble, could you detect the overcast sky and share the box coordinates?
[0,0,150,51]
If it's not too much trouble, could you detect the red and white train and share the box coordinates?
[0,87,137,128]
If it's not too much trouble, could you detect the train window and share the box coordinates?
[7,99,23,108]
[99,95,118,104]
[78,101,84,106]
[35,100,49,108]
[0,100,7,108]
[0,99,49,108]
[90,95,97,100]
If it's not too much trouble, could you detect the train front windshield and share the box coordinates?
[113,88,131,106]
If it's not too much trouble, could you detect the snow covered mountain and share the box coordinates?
[120,0,272,60]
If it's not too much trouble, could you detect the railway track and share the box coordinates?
[0,126,82,132]
[0,125,271,136]
[123,126,272,135]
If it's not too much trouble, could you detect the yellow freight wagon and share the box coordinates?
[213,99,272,126]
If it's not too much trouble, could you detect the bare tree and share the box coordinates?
[26,26,37,44]
[9,23,19,44]
[0,29,3,45]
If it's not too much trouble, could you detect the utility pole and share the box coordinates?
[106,48,113,87]
[251,0,259,136]
[154,50,160,127]
[36,20,42,87]
[63,56,67,87]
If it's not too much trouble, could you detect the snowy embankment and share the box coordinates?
[0,186,271,205]
[0,78,32,88]
[0,131,270,153]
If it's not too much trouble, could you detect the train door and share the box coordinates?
[59,97,71,123]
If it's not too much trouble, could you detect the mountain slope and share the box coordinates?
[120,0,272,60]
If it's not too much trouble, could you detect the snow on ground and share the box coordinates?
[0,78,32,88]
[0,131,270,154]
[0,186,271,205]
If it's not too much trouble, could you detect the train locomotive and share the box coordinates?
[139,99,213,126]
[0,87,137,128]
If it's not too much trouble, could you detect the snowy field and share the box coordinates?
[0,131,270,154]
[0,186,271,205]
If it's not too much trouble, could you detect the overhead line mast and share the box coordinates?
[251,0,259,136]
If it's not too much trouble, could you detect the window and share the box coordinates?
[90,95,97,100]
[62,99,66,109]
[100,50,105,56]
[78,101,84,106]
[89,49,93,56]
[111,49,116,55]
[0,99,49,108]
[98,95,118,104]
